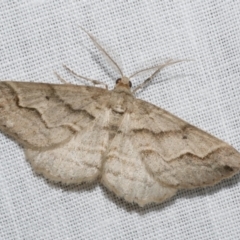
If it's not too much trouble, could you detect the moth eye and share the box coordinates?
[129,81,132,88]
[116,78,121,84]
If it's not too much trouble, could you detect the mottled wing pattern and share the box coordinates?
[101,98,240,206]
[130,99,240,189]
[0,81,111,183]
[101,126,177,207]
[1,81,240,206]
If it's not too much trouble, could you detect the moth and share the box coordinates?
[1,28,240,207]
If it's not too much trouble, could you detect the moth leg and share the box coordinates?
[132,77,151,93]
[63,64,108,89]
[54,72,68,84]
[132,59,182,93]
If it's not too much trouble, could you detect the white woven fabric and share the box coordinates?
[1,1,240,239]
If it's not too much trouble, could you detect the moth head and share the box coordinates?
[115,77,132,89]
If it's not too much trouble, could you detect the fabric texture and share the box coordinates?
[1,1,240,239]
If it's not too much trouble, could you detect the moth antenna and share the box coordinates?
[132,59,184,93]
[79,26,124,77]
